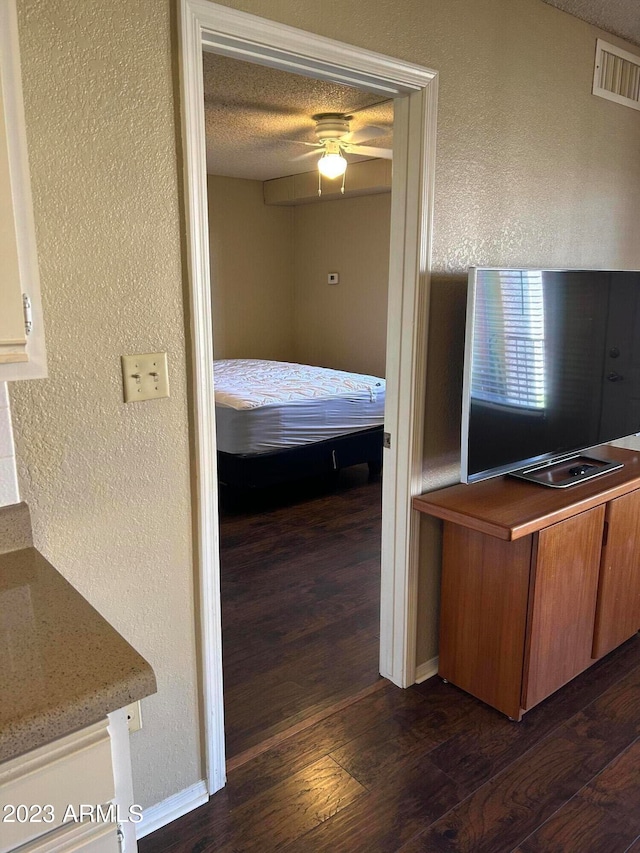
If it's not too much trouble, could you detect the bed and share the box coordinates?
[213,358,385,489]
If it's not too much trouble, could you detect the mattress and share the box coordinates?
[213,358,385,455]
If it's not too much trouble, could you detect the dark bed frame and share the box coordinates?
[216,426,384,490]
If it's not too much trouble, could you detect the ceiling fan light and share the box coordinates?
[318,151,347,179]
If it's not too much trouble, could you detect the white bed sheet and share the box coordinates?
[214,359,385,455]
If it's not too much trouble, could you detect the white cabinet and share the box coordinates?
[0,713,139,853]
[0,0,46,380]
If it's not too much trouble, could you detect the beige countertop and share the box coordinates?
[0,505,156,763]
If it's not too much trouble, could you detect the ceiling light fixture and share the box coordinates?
[288,111,392,197]
[317,139,347,195]
[318,141,347,179]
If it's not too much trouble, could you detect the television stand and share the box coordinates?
[509,451,623,488]
[412,444,640,720]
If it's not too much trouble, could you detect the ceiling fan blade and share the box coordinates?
[343,144,393,160]
[291,149,322,162]
[343,125,389,144]
[284,139,323,147]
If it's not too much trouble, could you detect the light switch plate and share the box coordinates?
[121,352,170,403]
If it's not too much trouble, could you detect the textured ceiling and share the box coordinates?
[202,52,394,180]
[542,0,640,47]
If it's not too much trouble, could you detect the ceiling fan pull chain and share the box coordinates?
[318,170,322,197]
[341,170,346,194]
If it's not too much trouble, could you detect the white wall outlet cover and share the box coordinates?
[121,352,170,403]
[327,272,339,284]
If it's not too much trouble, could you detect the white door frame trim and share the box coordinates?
[179,0,438,795]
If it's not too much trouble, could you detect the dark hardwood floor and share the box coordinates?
[218,464,382,759]
[139,632,640,852]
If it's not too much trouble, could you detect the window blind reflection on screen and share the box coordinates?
[471,270,546,410]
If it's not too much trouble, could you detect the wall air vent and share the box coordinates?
[593,39,640,112]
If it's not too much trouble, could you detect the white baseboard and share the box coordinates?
[415,655,439,684]
[136,780,209,839]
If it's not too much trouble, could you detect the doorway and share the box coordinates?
[179,0,438,794]
[203,54,394,760]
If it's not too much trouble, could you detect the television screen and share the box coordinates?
[461,268,640,483]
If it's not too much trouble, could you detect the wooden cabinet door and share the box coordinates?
[592,489,640,659]
[439,522,533,720]
[523,505,604,710]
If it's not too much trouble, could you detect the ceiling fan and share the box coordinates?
[290,112,392,193]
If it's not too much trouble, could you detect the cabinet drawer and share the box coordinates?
[15,821,119,853]
[0,719,114,852]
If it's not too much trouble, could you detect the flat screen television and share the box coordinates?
[461,267,640,486]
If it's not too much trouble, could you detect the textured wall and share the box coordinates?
[7,0,640,815]
[10,0,200,808]
[293,194,390,378]
[207,177,390,377]
[208,175,295,360]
